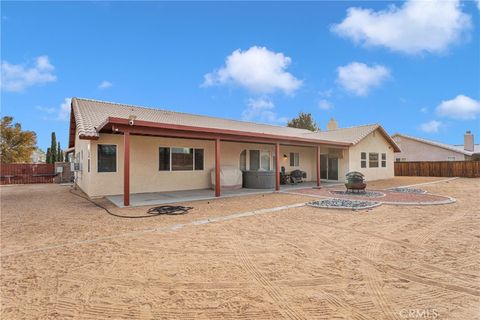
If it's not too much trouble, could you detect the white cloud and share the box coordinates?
[203,46,302,95]
[419,120,442,133]
[331,0,472,55]
[241,97,287,123]
[35,106,56,114]
[336,62,390,96]
[420,107,428,113]
[318,99,334,110]
[436,95,480,120]
[98,80,112,89]
[57,98,72,121]
[477,0,480,10]
[0,56,56,92]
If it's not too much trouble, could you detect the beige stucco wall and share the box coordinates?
[392,136,466,161]
[75,134,321,197]
[73,129,91,195]
[348,129,395,181]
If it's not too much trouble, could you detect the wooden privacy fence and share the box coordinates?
[0,163,56,185]
[394,161,480,178]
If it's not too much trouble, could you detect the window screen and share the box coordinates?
[171,148,193,171]
[249,150,260,171]
[290,152,299,167]
[97,145,116,172]
[159,147,170,171]
[369,153,379,168]
[361,152,367,168]
[194,149,204,170]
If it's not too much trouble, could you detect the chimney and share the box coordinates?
[464,130,474,152]
[327,118,338,131]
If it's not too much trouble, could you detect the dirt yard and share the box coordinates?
[1,177,479,319]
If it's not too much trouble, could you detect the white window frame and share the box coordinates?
[158,146,205,172]
[97,144,118,173]
[290,152,300,167]
[361,152,367,168]
[369,152,379,168]
[447,156,456,161]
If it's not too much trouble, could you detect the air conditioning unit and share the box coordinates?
[71,162,82,171]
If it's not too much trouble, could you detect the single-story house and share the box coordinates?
[392,131,479,162]
[68,98,400,206]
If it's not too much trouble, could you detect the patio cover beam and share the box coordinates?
[99,117,350,148]
[106,124,348,149]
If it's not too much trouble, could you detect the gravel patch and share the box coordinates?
[330,190,385,198]
[307,198,381,210]
[388,187,427,194]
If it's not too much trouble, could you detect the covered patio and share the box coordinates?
[94,117,349,206]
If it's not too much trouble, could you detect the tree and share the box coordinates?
[46,148,51,164]
[57,142,63,162]
[287,112,319,132]
[0,116,37,163]
[50,132,57,162]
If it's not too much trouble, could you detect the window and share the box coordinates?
[194,149,204,170]
[239,150,247,171]
[159,147,170,171]
[249,150,271,171]
[369,153,379,168]
[171,148,193,171]
[158,147,204,171]
[395,158,401,162]
[260,151,271,171]
[447,156,456,161]
[249,150,260,171]
[98,144,117,172]
[361,152,367,168]
[381,153,386,167]
[290,152,299,167]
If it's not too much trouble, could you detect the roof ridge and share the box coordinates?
[393,133,473,155]
[72,97,312,133]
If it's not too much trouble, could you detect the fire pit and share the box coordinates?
[345,171,366,193]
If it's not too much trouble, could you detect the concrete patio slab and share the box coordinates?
[106,181,339,207]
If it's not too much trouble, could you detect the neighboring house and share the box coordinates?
[31,148,46,163]
[392,131,479,162]
[68,98,400,206]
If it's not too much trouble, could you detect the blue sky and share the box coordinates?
[1,1,479,151]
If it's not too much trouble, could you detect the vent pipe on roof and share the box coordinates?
[327,118,338,131]
[464,130,474,152]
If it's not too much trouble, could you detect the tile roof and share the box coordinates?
[392,133,479,156]
[71,97,399,150]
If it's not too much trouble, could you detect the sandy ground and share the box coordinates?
[1,177,479,319]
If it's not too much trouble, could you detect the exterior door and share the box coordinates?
[328,157,339,180]
[320,154,328,179]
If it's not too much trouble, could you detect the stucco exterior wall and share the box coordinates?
[348,129,395,181]
[76,134,321,197]
[73,129,91,195]
[392,136,466,161]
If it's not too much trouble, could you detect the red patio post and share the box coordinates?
[275,143,280,191]
[124,130,130,206]
[215,138,221,197]
[316,145,321,187]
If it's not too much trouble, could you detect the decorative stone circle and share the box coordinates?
[329,190,385,198]
[307,198,381,210]
[388,187,427,194]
